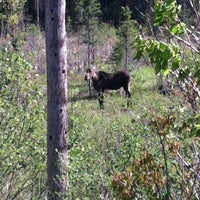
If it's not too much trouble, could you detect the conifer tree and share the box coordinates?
[0,0,26,37]
[82,0,101,67]
[111,6,137,70]
[78,0,101,96]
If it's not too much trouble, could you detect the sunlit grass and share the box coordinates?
[67,67,198,199]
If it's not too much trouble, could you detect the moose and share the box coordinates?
[84,68,131,109]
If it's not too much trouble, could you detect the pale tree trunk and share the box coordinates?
[45,0,68,199]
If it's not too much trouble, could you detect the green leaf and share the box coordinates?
[179,68,190,81]
[164,69,170,76]
[170,23,186,35]
[194,69,200,79]
[171,57,180,70]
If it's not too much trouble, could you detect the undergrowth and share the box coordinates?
[0,44,199,199]
[67,69,199,199]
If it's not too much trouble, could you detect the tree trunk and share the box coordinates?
[36,0,39,26]
[87,21,92,97]
[125,32,128,70]
[45,0,68,199]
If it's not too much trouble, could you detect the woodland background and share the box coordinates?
[0,0,200,199]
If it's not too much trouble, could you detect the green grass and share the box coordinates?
[67,68,199,199]
[132,66,158,91]
[1,55,198,199]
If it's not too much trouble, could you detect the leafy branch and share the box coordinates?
[134,0,200,113]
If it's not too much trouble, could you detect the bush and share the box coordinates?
[0,48,47,199]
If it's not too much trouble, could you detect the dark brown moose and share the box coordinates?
[84,68,131,109]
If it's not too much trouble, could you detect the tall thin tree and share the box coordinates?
[82,0,101,97]
[45,0,68,199]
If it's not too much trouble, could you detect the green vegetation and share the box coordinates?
[0,46,199,199]
[67,68,199,199]
[0,47,46,199]
[0,0,200,199]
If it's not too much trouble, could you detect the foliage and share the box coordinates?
[0,48,46,199]
[111,6,138,69]
[66,69,200,199]
[134,0,200,113]
[0,0,26,37]
[112,153,164,199]
[79,0,102,68]
[0,0,199,199]
[0,45,199,199]
[132,67,158,91]
[135,38,181,73]
[153,0,180,27]
[66,1,200,198]
[112,111,200,199]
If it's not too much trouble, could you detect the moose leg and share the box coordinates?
[123,85,131,98]
[98,91,104,109]
[123,85,131,108]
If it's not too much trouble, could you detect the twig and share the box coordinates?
[164,26,199,53]
[158,133,170,200]
[189,142,200,200]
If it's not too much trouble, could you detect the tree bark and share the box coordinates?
[45,0,68,199]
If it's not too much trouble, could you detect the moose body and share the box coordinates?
[84,68,131,109]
